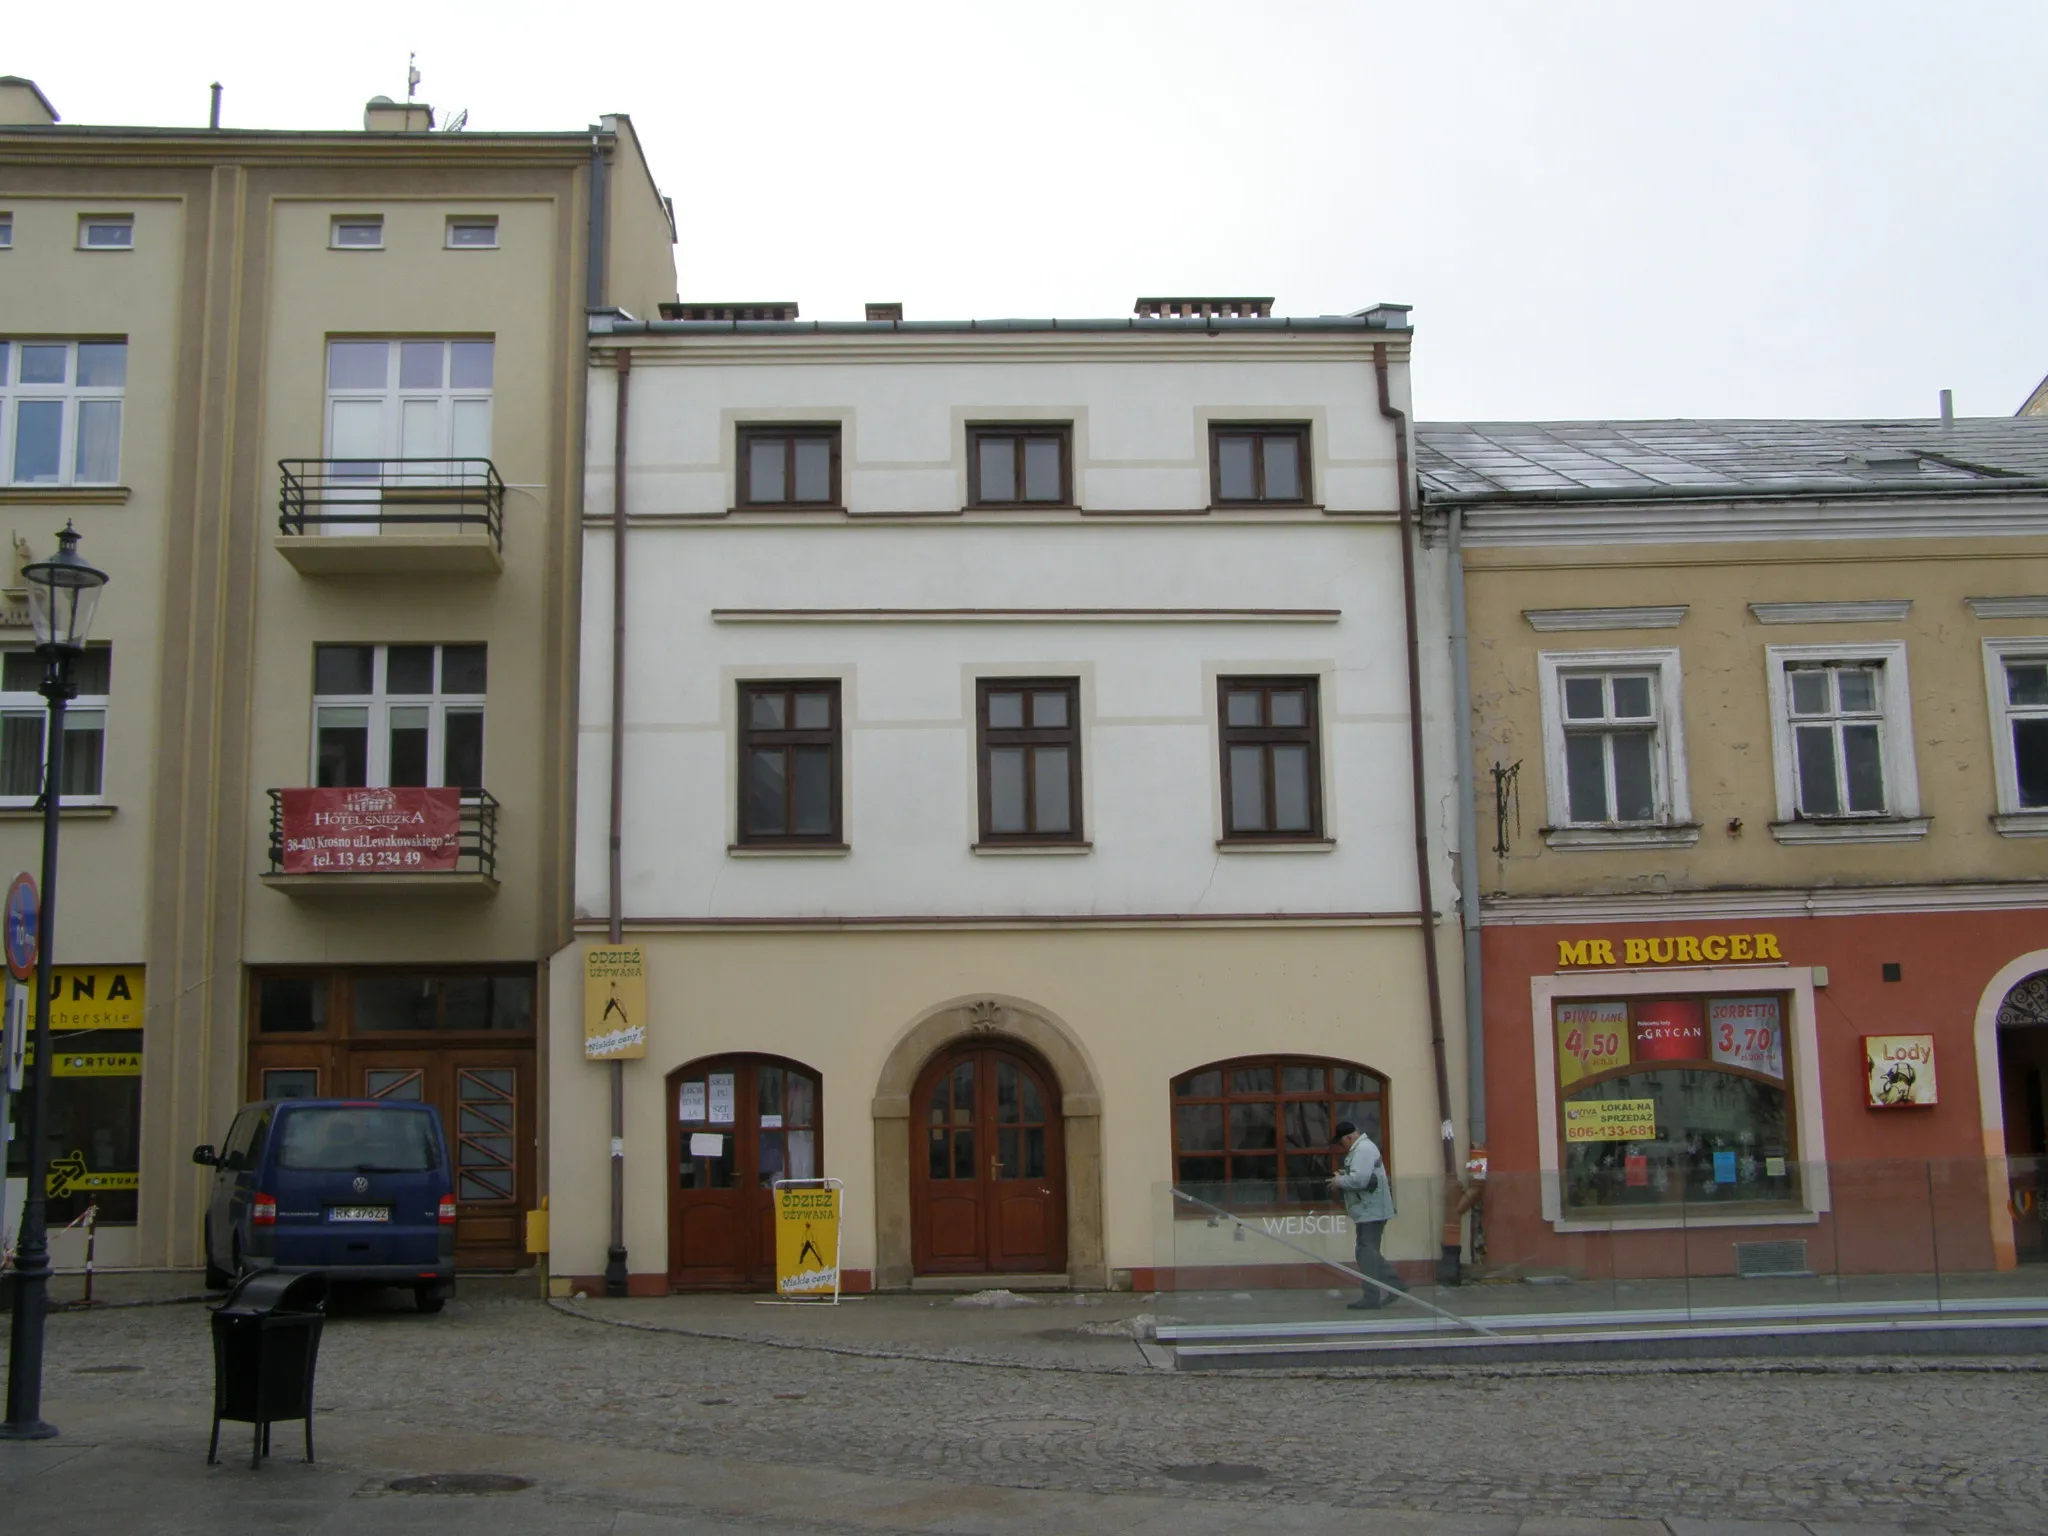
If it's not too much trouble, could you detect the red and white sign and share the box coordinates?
[1709,995,1784,1079]
[1632,998,1705,1062]
[278,787,461,874]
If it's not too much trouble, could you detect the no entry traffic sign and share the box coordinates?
[6,872,38,982]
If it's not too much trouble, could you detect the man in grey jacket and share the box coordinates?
[1328,1120,1404,1311]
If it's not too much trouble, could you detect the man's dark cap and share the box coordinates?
[1332,1120,1357,1141]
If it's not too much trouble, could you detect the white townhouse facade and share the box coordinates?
[546,299,1468,1293]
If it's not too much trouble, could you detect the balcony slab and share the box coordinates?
[261,870,499,897]
[274,531,503,575]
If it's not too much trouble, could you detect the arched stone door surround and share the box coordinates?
[872,995,1106,1289]
[1971,950,2048,1272]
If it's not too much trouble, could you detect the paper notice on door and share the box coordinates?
[708,1073,736,1124]
[678,1082,706,1122]
[760,1114,783,1129]
[690,1132,724,1158]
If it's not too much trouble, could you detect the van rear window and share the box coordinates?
[277,1107,437,1172]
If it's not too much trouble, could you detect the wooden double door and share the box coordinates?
[668,1055,821,1289]
[912,1043,1066,1275]
[246,1043,533,1270]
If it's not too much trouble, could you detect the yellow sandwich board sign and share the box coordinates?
[583,946,646,1060]
[773,1178,843,1301]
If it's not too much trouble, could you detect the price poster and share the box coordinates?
[1555,1000,1630,1087]
[707,1072,737,1124]
[1708,996,1784,1079]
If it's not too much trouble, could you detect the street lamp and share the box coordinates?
[2,522,109,1441]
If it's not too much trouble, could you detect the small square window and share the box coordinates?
[78,216,134,251]
[1211,424,1310,505]
[0,214,13,250]
[967,425,1071,507]
[737,426,841,508]
[446,217,499,250]
[331,216,384,250]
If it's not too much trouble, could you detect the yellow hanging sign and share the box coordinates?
[583,946,647,1060]
[774,1179,842,1299]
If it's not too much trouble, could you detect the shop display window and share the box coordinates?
[1554,992,1798,1212]
[1170,1055,1387,1212]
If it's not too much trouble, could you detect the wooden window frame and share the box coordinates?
[1170,1054,1389,1216]
[975,677,1084,846]
[1217,675,1324,841]
[1209,422,1312,506]
[736,424,842,509]
[966,423,1073,508]
[736,680,844,847]
[249,966,540,1042]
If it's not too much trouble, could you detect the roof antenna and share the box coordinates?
[407,53,421,102]
[1939,388,1954,426]
[209,82,222,129]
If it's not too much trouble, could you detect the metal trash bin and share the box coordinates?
[207,1271,327,1469]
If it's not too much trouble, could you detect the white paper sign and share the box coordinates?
[689,1132,724,1158]
[678,1081,706,1122]
[761,1114,783,1129]
[1708,996,1784,1079]
[708,1073,736,1125]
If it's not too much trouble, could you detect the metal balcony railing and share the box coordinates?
[267,787,500,880]
[278,459,505,549]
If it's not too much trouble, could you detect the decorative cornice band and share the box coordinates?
[1967,596,2048,619]
[711,607,1342,625]
[1480,880,2048,925]
[574,909,1431,932]
[1749,600,1912,624]
[1523,606,1688,632]
[1458,499,2048,547]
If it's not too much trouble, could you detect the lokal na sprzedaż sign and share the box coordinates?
[278,787,461,873]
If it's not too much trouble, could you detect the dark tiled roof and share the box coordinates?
[1416,419,2048,500]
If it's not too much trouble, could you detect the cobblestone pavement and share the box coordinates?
[12,1289,2048,1533]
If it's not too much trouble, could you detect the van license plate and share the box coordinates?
[328,1205,389,1222]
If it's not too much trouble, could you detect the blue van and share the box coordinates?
[194,1098,456,1312]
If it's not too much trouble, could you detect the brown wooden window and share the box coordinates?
[1172,1055,1388,1211]
[968,424,1070,506]
[976,679,1082,844]
[738,681,842,845]
[1211,423,1310,505]
[738,425,840,508]
[1218,676,1322,839]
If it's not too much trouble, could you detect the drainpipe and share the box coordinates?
[1374,343,1463,1286]
[1448,506,1485,1152]
[603,348,631,1297]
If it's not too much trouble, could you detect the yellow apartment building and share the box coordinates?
[0,76,675,1272]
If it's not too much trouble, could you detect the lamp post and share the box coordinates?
[1,522,108,1442]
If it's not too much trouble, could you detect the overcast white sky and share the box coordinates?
[11,1,2046,421]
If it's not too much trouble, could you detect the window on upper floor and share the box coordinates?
[446,216,498,250]
[1536,649,1692,846]
[325,338,493,468]
[330,215,384,250]
[1764,643,1921,838]
[1218,676,1323,841]
[77,214,132,251]
[1985,639,2048,828]
[737,681,842,846]
[738,425,840,508]
[1211,423,1310,506]
[976,679,1083,846]
[1172,1055,1388,1213]
[968,424,1070,507]
[2,340,127,486]
[312,643,486,790]
[0,213,13,250]
[0,645,110,805]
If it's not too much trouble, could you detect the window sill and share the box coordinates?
[972,841,1092,857]
[0,803,116,820]
[1553,1207,1819,1235]
[960,504,1081,514]
[1991,812,2048,839]
[0,486,132,505]
[1768,817,1929,845]
[1206,503,1322,513]
[1542,823,1701,851]
[1214,837,1335,854]
[729,506,848,516]
[726,843,851,858]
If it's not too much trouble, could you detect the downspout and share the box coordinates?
[1374,343,1463,1286]
[603,348,631,1297]
[1448,506,1485,1153]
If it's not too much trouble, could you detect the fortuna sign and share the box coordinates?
[1557,933,1784,968]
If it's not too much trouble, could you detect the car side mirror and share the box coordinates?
[191,1145,217,1167]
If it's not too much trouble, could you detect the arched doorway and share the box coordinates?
[911,1040,1066,1276]
[1995,970,2048,1262]
[666,1054,821,1290]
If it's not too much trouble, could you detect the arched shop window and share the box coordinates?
[1555,994,1797,1211]
[1171,1056,1387,1211]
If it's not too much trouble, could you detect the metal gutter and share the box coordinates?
[1447,508,1484,1151]
[1423,474,2048,507]
[597,316,1413,338]
[603,349,631,1298]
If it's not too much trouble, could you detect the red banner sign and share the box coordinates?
[1632,998,1705,1062]
[278,787,461,874]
